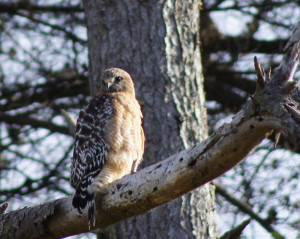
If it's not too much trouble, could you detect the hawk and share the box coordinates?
[71,68,144,228]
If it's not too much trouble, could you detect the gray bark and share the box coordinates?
[82,0,217,238]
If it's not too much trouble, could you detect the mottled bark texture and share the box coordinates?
[82,0,217,238]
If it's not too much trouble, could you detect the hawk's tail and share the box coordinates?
[72,181,96,229]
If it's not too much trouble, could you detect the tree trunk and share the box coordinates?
[82,0,217,238]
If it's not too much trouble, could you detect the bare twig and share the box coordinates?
[219,218,251,239]
[215,184,284,239]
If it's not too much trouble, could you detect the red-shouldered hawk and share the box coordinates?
[71,68,144,228]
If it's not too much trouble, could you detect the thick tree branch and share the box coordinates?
[200,12,287,56]
[204,36,286,55]
[0,74,88,112]
[0,114,287,238]
[0,3,83,14]
[1,20,299,239]
[0,112,71,136]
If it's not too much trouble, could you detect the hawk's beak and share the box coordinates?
[105,78,113,89]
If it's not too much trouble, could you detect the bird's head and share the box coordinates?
[100,68,135,96]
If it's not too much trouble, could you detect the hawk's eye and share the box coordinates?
[115,76,123,82]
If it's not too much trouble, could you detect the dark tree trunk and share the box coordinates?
[82,0,217,238]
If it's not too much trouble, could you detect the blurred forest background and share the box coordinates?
[0,0,299,238]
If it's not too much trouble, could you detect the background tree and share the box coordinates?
[81,1,217,238]
[0,0,299,238]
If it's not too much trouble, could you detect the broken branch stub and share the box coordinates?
[252,21,300,147]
